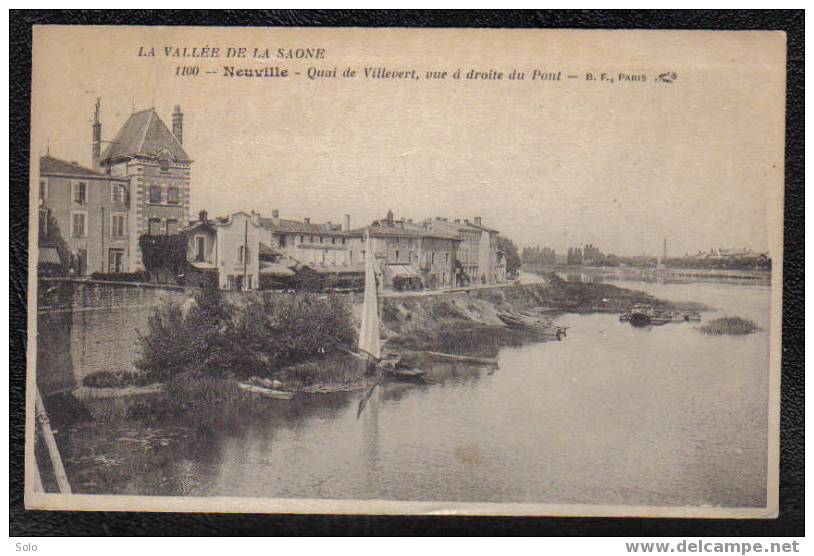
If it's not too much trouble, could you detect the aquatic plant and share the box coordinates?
[699,316,760,336]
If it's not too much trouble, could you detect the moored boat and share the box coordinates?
[497,313,567,338]
[238,382,295,400]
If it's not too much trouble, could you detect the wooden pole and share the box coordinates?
[35,388,71,494]
[243,218,248,291]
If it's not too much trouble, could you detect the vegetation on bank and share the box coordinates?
[135,286,356,383]
[699,317,760,336]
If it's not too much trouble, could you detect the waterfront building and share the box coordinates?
[98,104,192,272]
[179,210,218,286]
[38,155,131,275]
[346,211,461,291]
[256,210,362,287]
[36,101,192,277]
[213,211,263,291]
[424,216,504,286]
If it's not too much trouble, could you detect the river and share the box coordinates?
[52,280,770,508]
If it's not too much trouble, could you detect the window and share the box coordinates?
[299,235,304,243]
[38,208,48,239]
[395,250,399,262]
[166,219,179,235]
[195,236,206,261]
[71,211,86,237]
[111,213,126,238]
[108,249,124,273]
[238,245,250,264]
[148,218,161,236]
[158,151,172,172]
[72,181,87,205]
[331,237,336,245]
[278,235,287,247]
[167,186,180,204]
[111,184,124,204]
[149,184,162,203]
[38,179,47,204]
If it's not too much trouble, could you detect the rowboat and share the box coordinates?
[383,368,429,383]
[497,313,567,338]
[238,382,295,400]
[424,351,498,366]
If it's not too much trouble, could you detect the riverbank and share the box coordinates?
[73,279,700,409]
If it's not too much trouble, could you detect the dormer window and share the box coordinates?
[158,150,172,172]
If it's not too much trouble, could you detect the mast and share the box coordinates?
[358,229,381,361]
[243,218,248,291]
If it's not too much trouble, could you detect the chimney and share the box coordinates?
[344,214,350,231]
[172,105,184,144]
[199,210,208,223]
[91,98,101,169]
[304,217,310,224]
[272,209,279,218]
[474,216,483,226]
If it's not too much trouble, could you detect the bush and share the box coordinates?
[136,287,356,381]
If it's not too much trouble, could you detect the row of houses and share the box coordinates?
[36,102,507,291]
[176,208,506,291]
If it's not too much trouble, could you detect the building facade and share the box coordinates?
[98,105,192,272]
[257,210,351,268]
[424,216,503,286]
[214,212,262,291]
[38,155,131,275]
[346,211,460,290]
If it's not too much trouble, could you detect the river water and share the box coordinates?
[54,280,771,508]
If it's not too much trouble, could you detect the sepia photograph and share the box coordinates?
[24,25,785,518]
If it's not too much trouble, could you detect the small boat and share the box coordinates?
[497,313,567,338]
[384,368,429,383]
[424,351,498,366]
[238,382,295,400]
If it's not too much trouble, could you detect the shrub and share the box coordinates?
[135,299,193,381]
[136,287,356,381]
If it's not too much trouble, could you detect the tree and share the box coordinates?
[138,234,188,282]
[496,235,521,276]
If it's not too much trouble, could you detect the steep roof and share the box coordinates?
[100,109,190,164]
[39,155,109,179]
[258,216,345,236]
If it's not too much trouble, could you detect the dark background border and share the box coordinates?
[10,10,804,536]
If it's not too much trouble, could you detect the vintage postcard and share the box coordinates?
[26,26,785,517]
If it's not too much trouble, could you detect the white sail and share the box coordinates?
[358,230,381,360]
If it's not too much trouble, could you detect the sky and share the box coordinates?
[31,27,785,256]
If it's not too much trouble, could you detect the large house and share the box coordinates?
[346,211,461,290]
[424,216,501,285]
[99,105,192,271]
[37,101,192,276]
[38,155,131,275]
